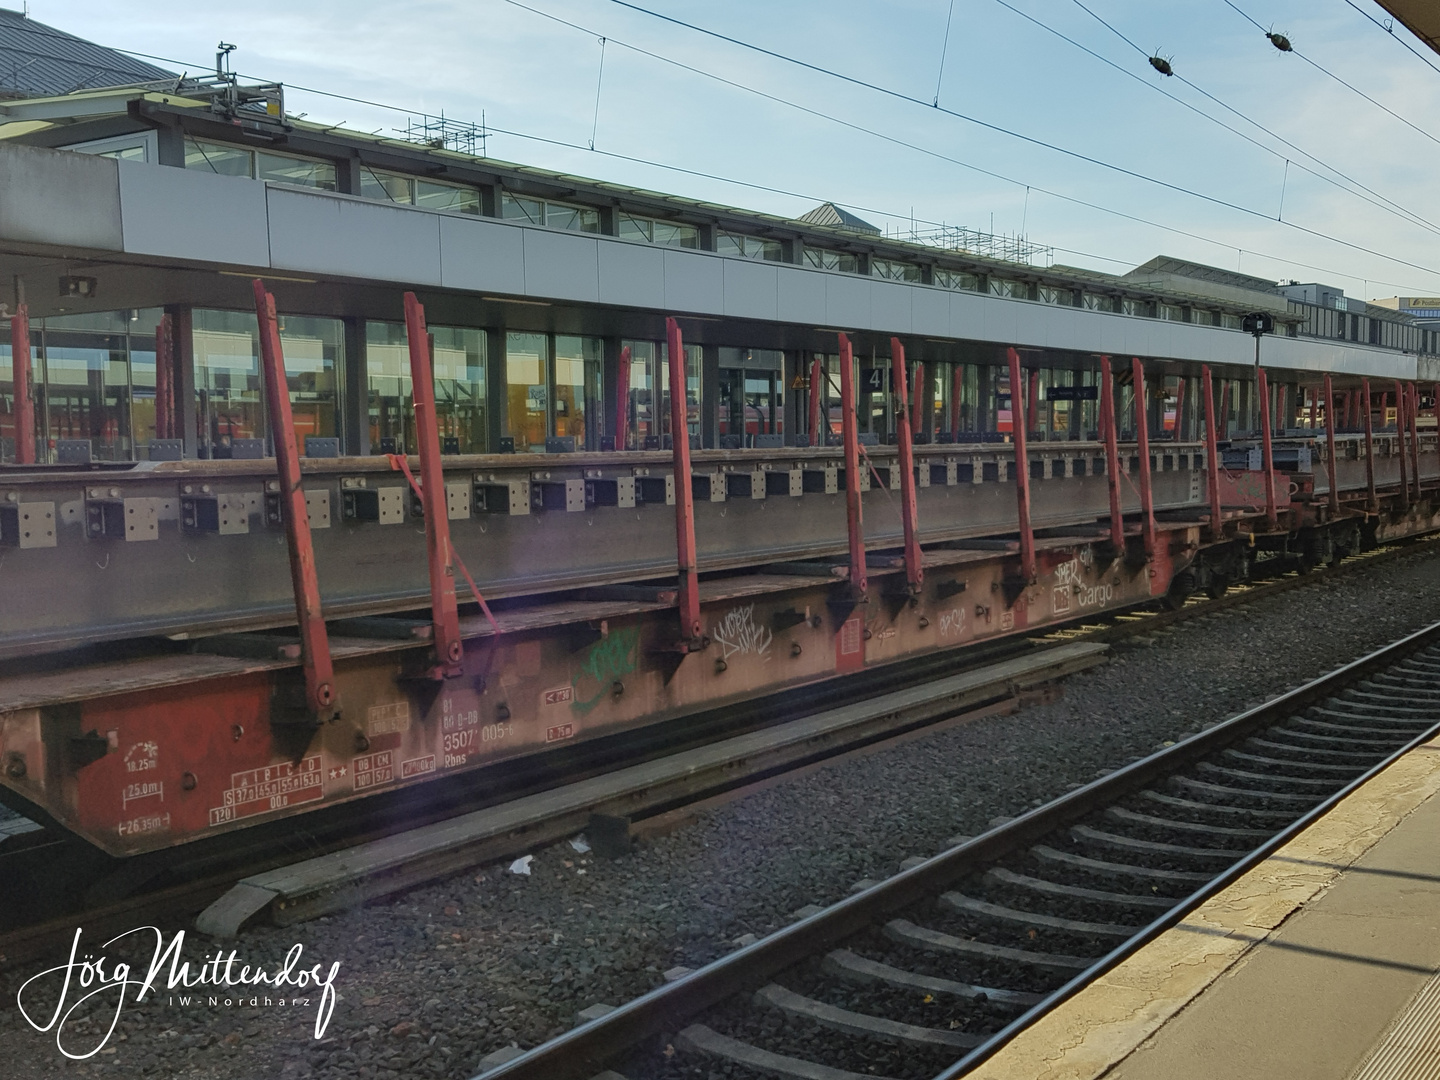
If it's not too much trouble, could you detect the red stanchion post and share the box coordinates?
[838,333,867,597]
[252,279,336,720]
[1007,347,1037,581]
[1131,357,1158,558]
[1363,378,1377,513]
[1324,374,1339,517]
[890,338,923,594]
[1099,355,1125,551]
[1202,364,1224,539]
[666,318,702,644]
[9,303,33,464]
[154,313,173,442]
[1258,367,1279,528]
[404,292,464,678]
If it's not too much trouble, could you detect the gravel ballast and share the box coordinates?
[5,544,1440,1079]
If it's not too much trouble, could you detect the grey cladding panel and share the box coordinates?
[826,273,871,330]
[120,159,269,267]
[0,144,121,251]
[870,280,913,335]
[598,240,664,309]
[268,188,441,284]
[524,229,599,303]
[723,259,778,321]
[776,265,828,326]
[439,215,524,294]
[912,286,949,337]
[663,248,723,315]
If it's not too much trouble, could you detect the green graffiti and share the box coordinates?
[571,627,639,714]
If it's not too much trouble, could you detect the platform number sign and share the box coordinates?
[859,367,885,393]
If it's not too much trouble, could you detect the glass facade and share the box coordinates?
[502,194,601,232]
[619,213,699,248]
[620,339,702,447]
[871,259,921,283]
[185,138,337,190]
[719,349,783,440]
[193,310,342,456]
[505,332,548,452]
[554,336,601,448]
[0,310,163,463]
[365,323,487,453]
[361,166,481,213]
[718,232,782,261]
[933,267,981,291]
[803,247,859,273]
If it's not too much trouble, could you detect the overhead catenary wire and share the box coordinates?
[598,0,1440,277]
[1220,0,1440,148]
[1055,0,1440,236]
[1339,0,1440,78]
[496,0,1440,289]
[53,17,1440,293]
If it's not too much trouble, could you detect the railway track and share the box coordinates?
[0,533,1433,966]
[480,618,1440,1080]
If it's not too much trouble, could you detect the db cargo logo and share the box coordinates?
[542,685,574,707]
[546,723,575,743]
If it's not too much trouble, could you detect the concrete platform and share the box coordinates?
[970,732,1440,1080]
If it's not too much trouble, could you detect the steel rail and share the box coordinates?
[480,615,1440,1080]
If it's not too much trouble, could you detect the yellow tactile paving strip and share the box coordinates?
[967,737,1440,1080]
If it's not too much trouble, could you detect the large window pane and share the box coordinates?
[41,332,131,461]
[619,213,652,242]
[620,340,657,449]
[433,327,487,452]
[361,167,413,204]
[415,180,480,214]
[366,323,487,452]
[501,194,543,225]
[652,220,698,248]
[545,202,600,232]
[257,152,337,190]
[184,138,251,177]
[554,336,601,449]
[364,322,412,451]
[193,310,341,455]
[505,333,548,452]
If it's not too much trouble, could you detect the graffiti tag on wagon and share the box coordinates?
[571,627,640,714]
[711,604,773,662]
[938,607,965,637]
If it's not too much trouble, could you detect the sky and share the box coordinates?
[31,0,1440,299]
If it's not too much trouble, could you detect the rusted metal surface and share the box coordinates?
[9,302,33,464]
[404,293,464,677]
[1100,356,1125,550]
[1364,378,1378,511]
[1202,365,1224,538]
[1409,381,1422,496]
[0,525,1194,855]
[1258,367,1279,527]
[1396,379,1411,505]
[1007,347,1037,582]
[667,317,702,644]
[1131,357,1158,560]
[154,313,173,442]
[808,355,823,445]
[890,338,922,594]
[253,279,336,720]
[838,332,867,601]
[1325,374,1340,516]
